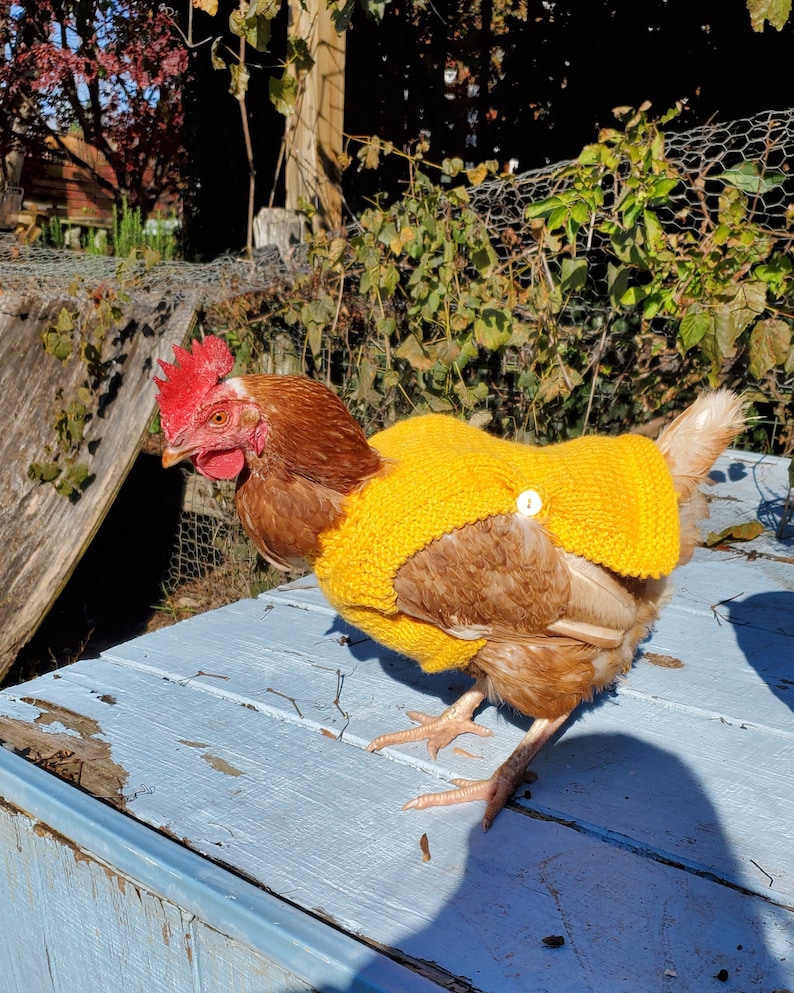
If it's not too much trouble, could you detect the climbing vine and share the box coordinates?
[28,283,127,499]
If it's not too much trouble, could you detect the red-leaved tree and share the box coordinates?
[0,0,188,219]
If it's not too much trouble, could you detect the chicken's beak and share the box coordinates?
[161,443,195,469]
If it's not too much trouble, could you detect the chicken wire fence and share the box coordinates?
[2,105,792,616]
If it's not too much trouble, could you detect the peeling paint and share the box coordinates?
[201,753,244,777]
[0,698,129,806]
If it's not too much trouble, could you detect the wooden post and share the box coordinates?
[285,0,345,232]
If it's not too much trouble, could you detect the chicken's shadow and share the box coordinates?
[330,614,538,734]
[727,589,794,715]
[330,613,639,742]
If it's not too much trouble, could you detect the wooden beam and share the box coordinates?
[0,291,197,679]
[284,0,345,231]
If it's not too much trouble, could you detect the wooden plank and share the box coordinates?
[0,290,197,678]
[0,747,435,993]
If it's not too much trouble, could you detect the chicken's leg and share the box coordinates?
[403,712,570,831]
[366,682,492,760]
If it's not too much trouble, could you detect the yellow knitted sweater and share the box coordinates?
[313,415,680,673]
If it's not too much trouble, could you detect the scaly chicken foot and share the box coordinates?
[402,712,571,831]
[366,683,492,761]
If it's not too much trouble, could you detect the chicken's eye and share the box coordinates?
[209,410,229,427]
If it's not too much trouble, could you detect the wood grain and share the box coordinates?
[0,289,196,677]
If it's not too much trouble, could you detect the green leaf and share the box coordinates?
[678,308,712,353]
[269,71,297,115]
[560,257,588,294]
[642,208,664,250]
[706,280,769,365]
[524,196,562,220]
[380,264,400,295]
[42,308,75,361]
[570,200,590,225]
[471,245,496,275]
[473,308,511,350]
[287,36,314,73]
[610,226,646,266]
[28,461,61,484]
[715,161,788,195]
[329,0,356,30]
[54,307,75,333]
[619,284,648,306]
[547,205,569,231]
[421,391,454,413]
[376,316,396,337]
[606,263,631,310]
[42,329,73,362]
[747,318,792,379]
[746,0,791,31]
[646,177,680,203]
[229,0,277,49]
[442,157,465,178]
[306,321,323,359]
[754,252,793,294]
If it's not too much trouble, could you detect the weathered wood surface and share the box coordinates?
[0,450,792,992]
[0,289,196,678]
[285,0,346,230]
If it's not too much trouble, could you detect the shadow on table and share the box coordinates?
[727,590,794,716]
[324,732,792,993]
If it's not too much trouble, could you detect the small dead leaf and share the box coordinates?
[193,0,218,13]
[419,833,431,862]
[542,935,565,948]
[704,521,764,547]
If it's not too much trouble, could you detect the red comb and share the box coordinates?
[155,335,235,440]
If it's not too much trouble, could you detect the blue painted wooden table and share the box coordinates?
[0,450,792,993]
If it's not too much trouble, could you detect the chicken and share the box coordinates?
[156,335,745,830]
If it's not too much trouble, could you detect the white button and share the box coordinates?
[516,489,543,517]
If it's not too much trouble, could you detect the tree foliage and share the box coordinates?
[212,107,792,454]
[0,0,188,216]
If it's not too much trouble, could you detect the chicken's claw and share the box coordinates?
[402,764,535,831]
[401,712,570,830]
[366,685,491,760]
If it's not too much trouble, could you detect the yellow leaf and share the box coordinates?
[193,0,218,14]
[465,163,489,186]
[394,334,434,371]
[704,521,765,546]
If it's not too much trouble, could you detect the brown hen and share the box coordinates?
[156,335,745,829]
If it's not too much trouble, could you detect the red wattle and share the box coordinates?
[194,449,245,480]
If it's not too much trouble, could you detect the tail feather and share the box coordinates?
[654,390,746,503]
[654,390,746,566]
